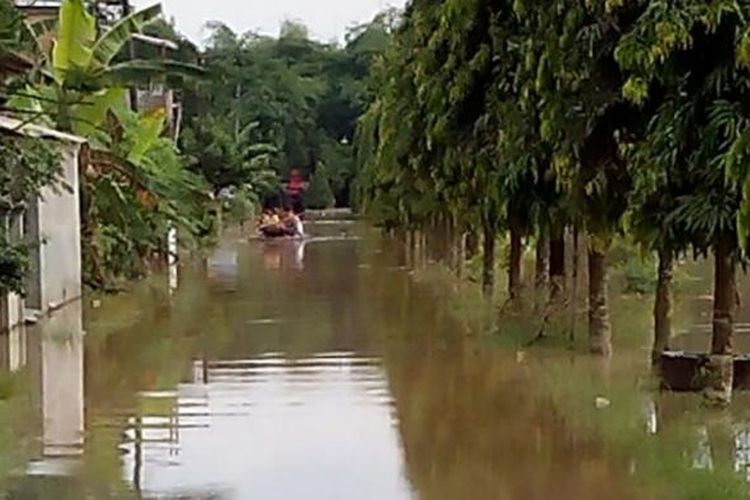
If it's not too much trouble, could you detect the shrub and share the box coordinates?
[306,163,335,209]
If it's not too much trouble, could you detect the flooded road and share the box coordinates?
[1,220,749,498]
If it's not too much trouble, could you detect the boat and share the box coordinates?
[258,224,289,239]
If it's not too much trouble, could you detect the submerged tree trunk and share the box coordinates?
[508,226,523,300]
[569,225,580,341]
[441,213,453,266]
[466,230,479,260]
[456,231,466,279]
[652,248,674,365]
[712,240,735,355]
[588,246,612,356]
[406,230,417,268]
[705,239,736,405]
[550,231,566,301]
[482,221,495,298]
[535,233,550,313]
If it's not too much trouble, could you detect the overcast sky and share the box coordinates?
[134,0,406,45]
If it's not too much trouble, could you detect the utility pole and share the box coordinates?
[121,0,138,112]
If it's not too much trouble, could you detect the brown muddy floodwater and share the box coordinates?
[3,220,750,499]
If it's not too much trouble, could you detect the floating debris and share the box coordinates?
[595,396,611,409]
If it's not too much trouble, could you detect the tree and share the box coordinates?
[306,163,335,209]
[0,0,63,294]
[181,17,391,208]
[180,118,277,194]
[0,133,61,294]
[615,0,750,402]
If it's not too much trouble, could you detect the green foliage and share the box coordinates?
[355,0,750,286]
[319,137,354,205]
[0,0,23,54]
[306,163,335,209]
[224,186,259,223]
[48,0,202,95]
[622,255,658,294]
[180,16,391,206]
[5,0,213,288]
[10,0,203,133]
[84,107,211,285]
[0,236,27,295]
[0,133,62,208]
[181,117,277,193]
[0,134,62,294]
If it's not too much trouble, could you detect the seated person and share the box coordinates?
[259,209,286,237]
[282,208,305,238]
[260,210,273,227]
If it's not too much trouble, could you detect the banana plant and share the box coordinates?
[13,0,203,133]
[7,0,208,288]
[55,1,202,89]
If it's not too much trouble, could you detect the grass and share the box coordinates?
[408,256,750,500]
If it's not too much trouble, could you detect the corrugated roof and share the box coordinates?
[0,115,86,144]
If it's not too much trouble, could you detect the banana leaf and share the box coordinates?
[52,0,95,85]
[102,59,206,86]
[92,4,162,66]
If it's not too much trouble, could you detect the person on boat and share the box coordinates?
[259,209,286,238]
[285,169,306,215]
[282,207,305,239]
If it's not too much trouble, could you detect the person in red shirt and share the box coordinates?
[285,169,305,214]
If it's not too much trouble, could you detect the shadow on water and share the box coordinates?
[1,222,750,497]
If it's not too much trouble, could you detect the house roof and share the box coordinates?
[0,115,86,144]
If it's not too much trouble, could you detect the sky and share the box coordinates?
[134,0,407,45]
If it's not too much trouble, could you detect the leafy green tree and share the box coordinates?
[181,17,391,207]
[180,117,277,193]
[0,0,22,54]
[306,163,335,209]
[615,0,750,401]
[0,0,63,294]
[0,133,61,294]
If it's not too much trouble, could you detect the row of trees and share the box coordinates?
[355,0,750,400]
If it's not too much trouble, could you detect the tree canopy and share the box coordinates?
[354,0,750,397]
[180,15,395,205]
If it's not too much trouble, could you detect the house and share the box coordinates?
[0,116,85,330]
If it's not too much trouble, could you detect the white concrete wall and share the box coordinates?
[34,143,82,311]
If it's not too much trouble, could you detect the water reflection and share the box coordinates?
[261,240,306,271]
[208,241,240,291]
[27,300,84,476]
[121,353,409,499]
